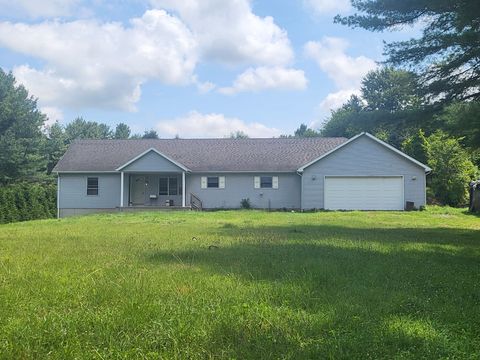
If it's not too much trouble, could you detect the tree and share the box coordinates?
[321,95,364,138]
[425,131,478,206]
[361,68,422,112]
[142,129,159,139]
[114,123,131,139]
[229,131,249,139]
[335,1,480,103]
[435,101,480,162]
[320,68,432,147]
[294,124,320,137]
[0,69,47,184]
[64,117,112,142]
[45,122,68,174]
[401,129,428,165]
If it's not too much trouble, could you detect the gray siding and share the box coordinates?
[186,173,301,209]
[59,173,121,209]
[301,135,426,209]
[122,151,183,172]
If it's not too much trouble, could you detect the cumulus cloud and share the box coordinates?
[305,37,376,114]
[0,10,197,111]
[219,66,307,95]
[150,0,293,66]
[156,111,282,138]
[304,0,351,15]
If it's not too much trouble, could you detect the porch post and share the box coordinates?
[182,171,186,207]
[120,171,124,207]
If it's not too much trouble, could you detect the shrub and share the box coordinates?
[240,198,251,209]
[425,131,479,207]
[0,182,57,224]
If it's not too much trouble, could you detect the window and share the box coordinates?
[159,177,168,195]
[254,176,278,189]
[169,177,178,195]
[260,176,273,188]
[87,177,98,196]
[201,176,225,189]
[159,176,179,196]
[207,176,219,188]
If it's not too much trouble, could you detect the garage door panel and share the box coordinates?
[324,176,403,210]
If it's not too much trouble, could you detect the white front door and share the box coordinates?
[324,176,404,210]
[131,175,146,205]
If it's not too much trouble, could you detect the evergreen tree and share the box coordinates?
[0,69,47,184]
[335,0,480,103]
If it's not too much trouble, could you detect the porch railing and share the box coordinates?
[190,193,203,211]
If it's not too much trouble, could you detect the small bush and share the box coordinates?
[240,198,251,209]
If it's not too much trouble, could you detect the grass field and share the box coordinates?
[0,208,479,359]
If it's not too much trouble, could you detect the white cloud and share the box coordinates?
[305,36,376,116]
[0,10,197,111]
[219,66,307,95]
[150,0,294,66]
[41,106,64,126]
[318,88,360,112]
[192,75,216,94]
[156,111,282,138]
[305,37,376,90]
[304,0,351,14]
[0,0,81,18]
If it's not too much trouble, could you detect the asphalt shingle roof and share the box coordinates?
[53,137,348,172]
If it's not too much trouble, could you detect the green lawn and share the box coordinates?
[0,208,479,359]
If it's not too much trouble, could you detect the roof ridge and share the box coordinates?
[72,137,347,142]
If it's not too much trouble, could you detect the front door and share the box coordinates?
[131,175,146,205]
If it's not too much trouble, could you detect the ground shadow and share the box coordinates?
[143,225,480,358]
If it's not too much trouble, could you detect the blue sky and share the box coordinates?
[0,0,419,137]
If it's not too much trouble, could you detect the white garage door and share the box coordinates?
[324,176,404,210]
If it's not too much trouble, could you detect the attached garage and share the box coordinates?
[299,133,431,211]
[324,176,404,210]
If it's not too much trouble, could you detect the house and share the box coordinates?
[53,132,431,217]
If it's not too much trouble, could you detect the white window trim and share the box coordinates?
[254,176,279,189]
[201,176,225,189]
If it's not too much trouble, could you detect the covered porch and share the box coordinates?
[120,172,187,208]
[116,147,191,209]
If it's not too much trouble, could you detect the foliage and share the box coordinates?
[435,101,480,165]
[401,129,428,165]
[114,123,131,139]
[240,198,251,209]
[361,68,423,112]
[45,122,68,174]
[335,0,480,103]
[294,124,320,137]
[229,131,249,139]
[65,117,113,141]
[425,131,478,206]
[0,69,47,184]
[142,129,159,139]
[0,210,478,358]
[0,182,56,223]
[320,69,431,147]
